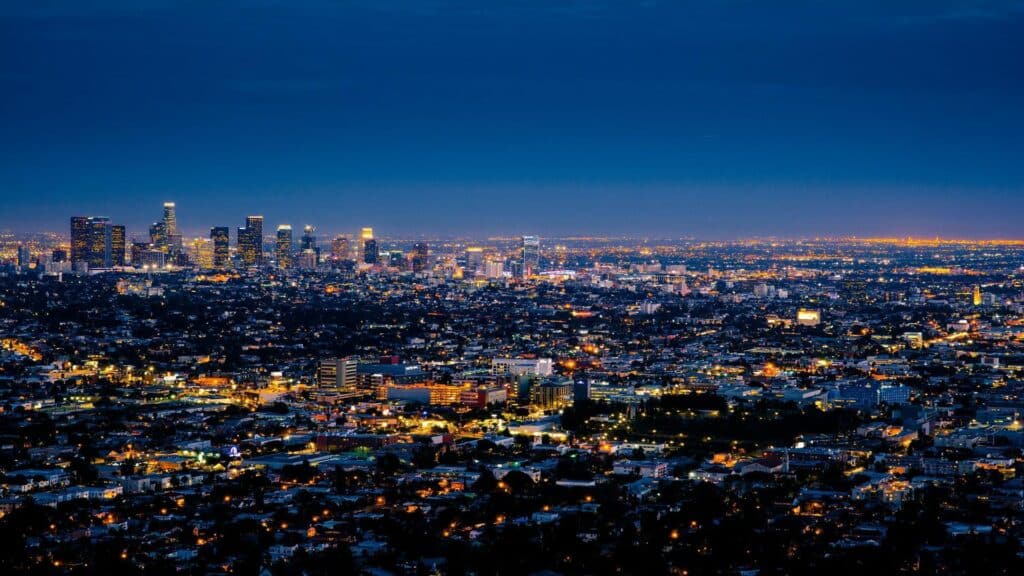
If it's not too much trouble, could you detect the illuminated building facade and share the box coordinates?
[797,309,821,327]
[364,239,379,264]
[412,242,429,272]
[238,216,263,267]
[331,235,350,260]
[70,216,122,268]
[191,237,214,268]
[109,225,126,266]
[210,226,230,268]
[521,235,540,278]
[464,246,483,275]
[318,357,358,391]
[275,225,293,268]
[70,216,90,263]
[361,227,378,264]
[162,202,176,237]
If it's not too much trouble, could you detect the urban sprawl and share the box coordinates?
[2,203,1024,575]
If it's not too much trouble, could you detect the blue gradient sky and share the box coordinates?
[2,1,1023,238]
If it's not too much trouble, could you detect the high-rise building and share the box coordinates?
[86,217,112,268]
[276,225,293,268]
[210,227,230,268]
[17,245,31,268]
[70,217,91,263]
[360,227,378,264]
[238,216,263,267]
[318,357,359,391]
[162,202,176,237]
[301,225,319,265]
[521,235,540,278]
[363,239,379,264]
[331,235,350,261]
[191,238,214,268]
[149,221,167,250]
[973,285,982,306]
[484,259,505,279]
[301,225,316,251]
[130,242,147,266]
[110,225,126,266]
[465,246,483,274]
[412,242,429,272]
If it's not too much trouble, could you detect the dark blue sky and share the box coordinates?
[2,1,1023,238]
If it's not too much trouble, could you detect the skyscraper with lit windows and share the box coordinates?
[70,216,124,268]
[331,235,350,261]
[110,225,126,266]
[361,227,378,264]
[238,216,263,267]
[162,202,176,237]
[412,242,429,272]
[191,237,214,268]
[87,217,112,268]
[70,216,90,263]
[521,235,540,278]
[276,225,293,268]
[210,227,230,268]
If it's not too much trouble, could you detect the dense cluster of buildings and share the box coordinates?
[22,203,544,282]
[1,207,1024,574]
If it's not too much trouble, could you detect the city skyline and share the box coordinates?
[2,1,1023,238]
[17,197,1024,242]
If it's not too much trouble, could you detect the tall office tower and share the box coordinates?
[87,217,113,268]
[318,357,358,391]
[331,235,350,261]
[167,232,184,256]
[191,237,214,268]
[521,235,540,278]
[300,225,320,264]
[247,216,263,264]
[162,202,176,236]
[465,246,484,274]
[17,245,31,268]
[411,242,429,272]
[110,225,126,266]
[238,216,264,266]
[149,221,167,249]
[484,259,505,279]
[300,225,316,251]
[276,225,293,268]
[363,239,379,264]
[973,285,982,306]
[360,227,377,263]
[360,227,377,264]
[210,227,230,268]
[70,216,91,263]
[130,242,147,266]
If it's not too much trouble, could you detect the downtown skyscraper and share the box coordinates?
[238,216,264,267]
[276,225,293,268]
[210,227,230,268]
[521,235,540,278]
[412,242,429,272]
[70,216,125,269]
[361,227,378,264]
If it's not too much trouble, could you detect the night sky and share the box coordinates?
[2,1,1023,238]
